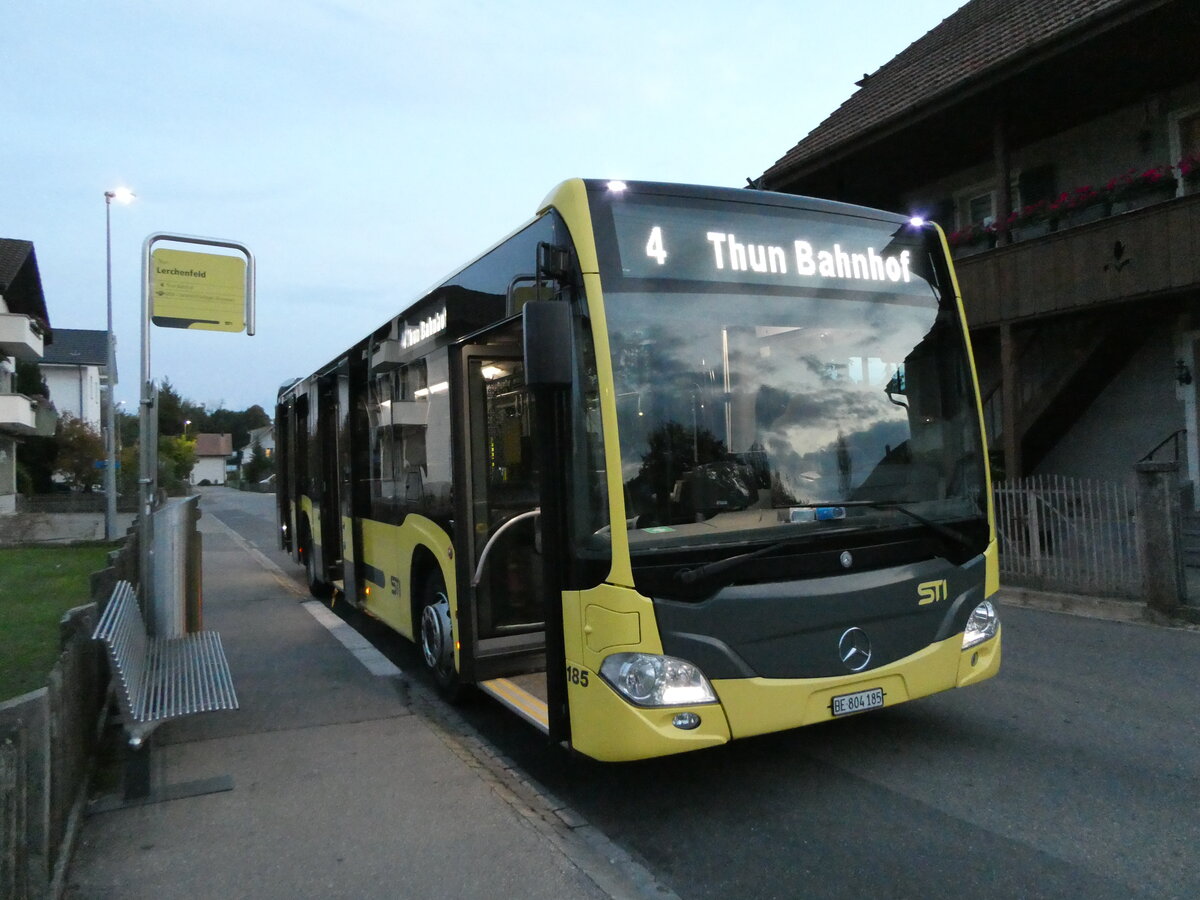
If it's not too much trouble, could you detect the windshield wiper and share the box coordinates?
[675,534,814,585]
[674,500,976,586]
[796,500,977,555]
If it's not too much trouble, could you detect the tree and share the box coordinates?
[117,379,273,492]
[117,443,140,495]
[158,435,197,494]
[209,403,270,450]
[118,409,139,448]
[243,438,274,483]
[55,415,105,491]
[157,378,187,436]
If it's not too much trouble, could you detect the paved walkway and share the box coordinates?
[64,497,664,899]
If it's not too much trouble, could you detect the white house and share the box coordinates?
[39,328,109,431]
[238,423,275,472]
[0,239,52,514]
[191,433,233,485]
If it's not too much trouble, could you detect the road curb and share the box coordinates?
[998,586,1200,630]
[408,686,681,900]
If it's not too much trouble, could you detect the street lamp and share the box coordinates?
[104,187,134,540]
[184,419,191,437]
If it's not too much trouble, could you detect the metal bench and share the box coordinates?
[91,580,238,806]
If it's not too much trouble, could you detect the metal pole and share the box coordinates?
[104,193,118,540]
[137,231,254,603]
[139,236,156,603]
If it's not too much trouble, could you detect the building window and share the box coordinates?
[965,191,995,228]
[1017,165,1057,209]
[1170,107,1200,196]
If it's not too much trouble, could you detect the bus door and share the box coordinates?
[275,399,293,551]
[312,374,341,592]
[457,340,564,733]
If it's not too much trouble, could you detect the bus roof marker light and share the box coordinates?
[607,181,628,193]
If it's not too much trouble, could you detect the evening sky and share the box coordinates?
[3,0,964,413]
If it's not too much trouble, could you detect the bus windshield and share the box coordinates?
[592,191,986,554]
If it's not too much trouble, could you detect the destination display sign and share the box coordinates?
[607,198,933,296]
[151,248,247,331]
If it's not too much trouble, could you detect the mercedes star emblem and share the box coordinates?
[838,627,872,672]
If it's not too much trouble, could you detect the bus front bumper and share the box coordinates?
[567,627,1000,761]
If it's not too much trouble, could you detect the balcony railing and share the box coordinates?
[0,313,44,361]
[954,191,1200,329]
[0,393,39,434]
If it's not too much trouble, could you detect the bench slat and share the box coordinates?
[93,580,238,743]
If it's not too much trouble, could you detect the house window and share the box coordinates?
[966,192,995,228]
[1178,111,1200,156]
[1170,107,1200,195]
[1018,165,1056,209]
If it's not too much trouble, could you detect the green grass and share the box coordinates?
[0,544,113,702]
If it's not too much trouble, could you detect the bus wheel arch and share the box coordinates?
[412,549,463,701]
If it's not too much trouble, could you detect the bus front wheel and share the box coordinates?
[418,570,463,701]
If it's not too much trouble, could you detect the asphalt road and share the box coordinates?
[201,487,1200,900]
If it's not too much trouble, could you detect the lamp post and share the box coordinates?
[104,187,134,540]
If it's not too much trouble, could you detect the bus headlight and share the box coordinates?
[962,600,999,649]
[599,653,718,707]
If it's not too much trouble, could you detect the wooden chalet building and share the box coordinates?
[759,0,1200,493]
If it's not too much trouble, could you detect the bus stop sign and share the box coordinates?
[151,247,247,332]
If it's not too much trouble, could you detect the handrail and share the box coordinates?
[1139,428,1186,463]
[471,508,540,587]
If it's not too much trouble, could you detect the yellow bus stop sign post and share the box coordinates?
[151,247,247,332]
[138,233,255,617]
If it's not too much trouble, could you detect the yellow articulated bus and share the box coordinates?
[275,179,1001,762]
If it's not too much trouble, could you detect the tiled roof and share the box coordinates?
[0,238,50,324]
[195,433,233,457]
[762,0,1144,184]
[0,239,34,293]
[40,328,109,366]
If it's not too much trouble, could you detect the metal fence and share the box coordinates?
[994,474,1140,597]
[0,541,134,898]
[0,607,107,899]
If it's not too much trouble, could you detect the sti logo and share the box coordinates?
[917,579,948,606]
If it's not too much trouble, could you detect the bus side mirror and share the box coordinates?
[523,301,573,388]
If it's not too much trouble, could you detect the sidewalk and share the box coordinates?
[64,502,663,899]
[998,583,1200,627]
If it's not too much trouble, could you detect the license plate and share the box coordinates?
[830,687,884,717]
